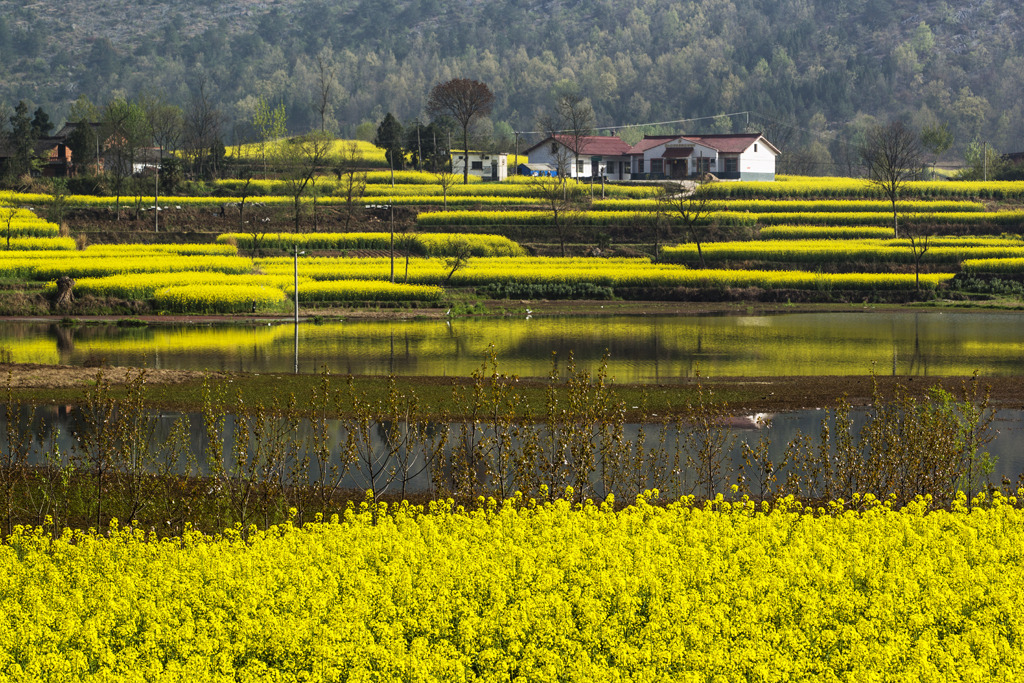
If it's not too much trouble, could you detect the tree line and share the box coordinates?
[1,0,1023,174]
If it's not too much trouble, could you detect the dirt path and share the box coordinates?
[0,364,218,389]
[3,363,1022,413]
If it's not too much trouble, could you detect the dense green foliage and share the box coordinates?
[1,0,1022,166]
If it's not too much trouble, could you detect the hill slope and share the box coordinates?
[1,0,1021,166]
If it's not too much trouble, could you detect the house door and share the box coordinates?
[668,159,688,178]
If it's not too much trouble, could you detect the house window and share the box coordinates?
[754,143,758,153]
[551,142,558,154]
[471,161,483,170]
[637,158,644,173]
[725,158,738,173]
[577,160,584,174]
[651,159,663,174]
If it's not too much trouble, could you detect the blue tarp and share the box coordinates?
[517,163,557,177]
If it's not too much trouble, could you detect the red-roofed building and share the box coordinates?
[524,132,780,181]
[523,134,636,180]
[631,133,780,181]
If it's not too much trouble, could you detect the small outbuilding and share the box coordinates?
[450,151,508,181]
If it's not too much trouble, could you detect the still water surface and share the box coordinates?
[10,405,1024,489]
[3,311,1024,380]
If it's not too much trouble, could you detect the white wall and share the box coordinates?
[528,141,576,177]
[737,139,777,177]
[451,152,508,180]
[637,138,720,175]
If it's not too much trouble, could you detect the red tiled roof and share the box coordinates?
[524,135,634,156]
[525,132,779,158]
[679,134,768,154]
[629,135,678,153]
[557,135,634,156]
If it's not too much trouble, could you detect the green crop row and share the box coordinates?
[758,226,897,239]
[706,175,1024,200]
[416,209,758,228]
[960,258,1024,274]
[46,272,304,300]
[661,238,1024,265]
[0,251,253,280]
[153,284,288,313]
[259,256,951,291]
[361,194,540,206]
[755,210,1024,227]
[285,280,444,302]
[218,232,526,257]
[593,199,986,213]
[0,237,75,252]
[212,178,655,198]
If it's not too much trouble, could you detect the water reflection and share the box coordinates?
[2,311,1024,380]
[6,405,1023,492]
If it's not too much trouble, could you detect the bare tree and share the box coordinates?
[444,237,475,283]
[904,216,932,292]
[333,141,367,230]
[183,76,223,180]
[102,97,149,220]
[435,169,459,211]
[553,93,595,179]
[234,175,272,258]
[535,180,584,258]
[426,78,495,184]
[920,123,953,179]
[141,94,183,232]
[313,46,336,133]
[279,131,333,233]
[252,96,287,180]
[2,209,14,250]
[657,176,717,268]
[861,121,924,238]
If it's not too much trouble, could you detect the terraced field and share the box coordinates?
[3,170,1022,312]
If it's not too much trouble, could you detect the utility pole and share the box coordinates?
[514,130,520,173]
[417,125,422,171]
[154,161,159,232]
[983,141,988,181]
[293,244,302,374]
[390,205,395,283]
[294,244,301,326]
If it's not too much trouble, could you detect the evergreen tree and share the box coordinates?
[374,112,405,171]
[6,100,35,178]
[30,106,52,138]
[66,123,98,174]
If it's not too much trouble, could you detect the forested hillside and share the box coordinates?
[1,0,1022,169]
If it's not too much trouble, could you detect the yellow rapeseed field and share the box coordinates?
[1,492,1022,680]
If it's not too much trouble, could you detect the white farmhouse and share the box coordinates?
[524,132,780,181]
[632,133,780,181]
[523,135,635,180]
[450,150,508,181]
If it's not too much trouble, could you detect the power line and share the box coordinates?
[516,110,753,136]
